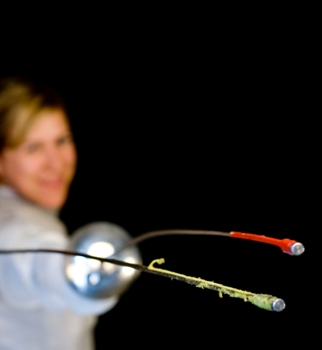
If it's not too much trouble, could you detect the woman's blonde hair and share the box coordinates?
[0,76,66,153]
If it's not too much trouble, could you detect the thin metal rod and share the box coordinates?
[0,248,145,269]
[115,229,230,253]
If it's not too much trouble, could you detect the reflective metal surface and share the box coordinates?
[271,298,285,312]
[290,242,305,256]
[65,222,141,299]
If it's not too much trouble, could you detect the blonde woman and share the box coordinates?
[0,77,140,350]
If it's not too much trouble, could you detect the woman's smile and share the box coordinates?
[0,109,77,209]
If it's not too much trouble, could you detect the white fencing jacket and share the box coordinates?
[0,185,118,350]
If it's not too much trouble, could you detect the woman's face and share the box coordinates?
[0,109,77,209]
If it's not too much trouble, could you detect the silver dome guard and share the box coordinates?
[65,222,141,299]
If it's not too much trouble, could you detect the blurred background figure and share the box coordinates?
[0,76,140,350]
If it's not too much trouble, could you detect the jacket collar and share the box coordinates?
[0,184,59,216]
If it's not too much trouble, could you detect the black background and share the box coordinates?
[0,38,314,348]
